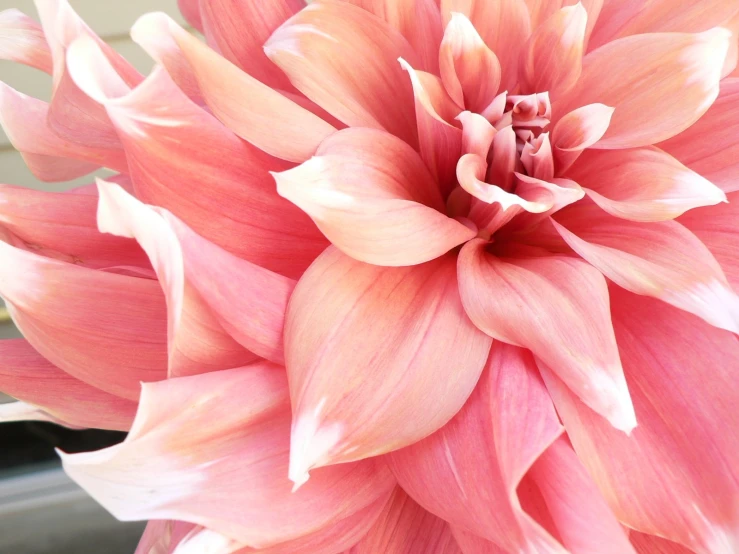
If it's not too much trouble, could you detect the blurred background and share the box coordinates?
[0,1,188,551]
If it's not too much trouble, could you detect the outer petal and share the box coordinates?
[265,0,419,147]
[285,247,493,485]
[542,289,739,553]
[0,9,52,72]
[0,339,136,431]
[554,28,731,149]
[177,0,203,32]
[61,364,396,548]
[274,128,474,266]
[458,239,636,431]
[0,240,167,400]
[565,147,726,221]
[0,400,81,428]
[659,79,739,193]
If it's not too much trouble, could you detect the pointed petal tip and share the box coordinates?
[603,373,638,434]
[288,401,344,490]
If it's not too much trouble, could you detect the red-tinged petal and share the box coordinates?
[660,78,739,193]
[0,82,127,180]
[565,147,726,221]
[458,239,636,431]
[0,240,167,400]
[551,103,614,173]
[0,9,52,72]
[61,364,396,548]
[553,202,739,333]
[554,28,731,149]
[520,3,587,100]
[630,532,696,554]
[400,59,462,196]
[0,182,148,269]
[0,339,136,431]
[440,0,531,91]
[177,0,203,32]
[346,488,461,554]
[439,12,501,112]
[265,0,419,148]
[96,181,259,377]
[541,289,739,553]
[387,343,565,552]
[76,59,326,278]
[679,194,739,291]
[199,0,301,91]
[275,128,474,266]
[285,248,492,485]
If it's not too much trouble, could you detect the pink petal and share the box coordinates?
[0,9,52,72]
[440,0,532,90]
[554,28,731,149]
[565,147,726,221]
[439,12,501,112]
[526,0,603,49]
[0,400,83,428]
[265,1,419,148]
[345,488,461,554]
[0,339,136,431]
[541,289,739,552]
[630,532,696,554]
[177,0,203,32]
[458,111,496,158]
[551,103,613,173]
[553,200,739,333]
[458,239,636,431]
[285,247,492,486]
[199,0,302,91]
[659,78,739,193]
[0,240,167,400]
[135,520,196,554]
[520,3,587,100]
[274,128,474,266]
[61,364,396,548]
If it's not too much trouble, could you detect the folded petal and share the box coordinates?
[554,200,739,333]
[0,8,52,72]
[541,289,739,553]
[565,147,726,221]
[659,78,739,193]
[554,28,731,148]
[199,0,302,90]
[285,247,492,486]
[265,0,419,147]
[551,103,614,174]
[0,240,167,400]
[520,3,587,100]
[62,364,396,548]
[274,128,474,266]
[0,339,136,431]
[458,239,635,431]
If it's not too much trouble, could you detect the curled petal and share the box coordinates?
[458,110,496,158]
[0,8,52,72]
[458,239,636,431]
[551,103,614,173]
[521,133,554,182]
[62,364,396,548]
[285,248,492,486]
[0,339,136,431]
[274,128,474,266]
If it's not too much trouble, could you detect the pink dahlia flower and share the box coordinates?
[1,0,738,552]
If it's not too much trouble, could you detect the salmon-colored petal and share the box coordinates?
[440,0,531,91]
[520,3,587,100]
[525,0,603,49]
[61,364,396,548]
[629,532,696,554]
[553,201,739,333]
[71,50,327,278]
[0,8,52,72]
[0,181,148,269]
[659,78,739,193]
[265,1,419,148]
[96,181,260,377]
[285,247,492,486]
[551,103,614,173]
[458,111,496,158]
[199,0,301,91]
[346,488,461,554]
[177,0,203,32]
[554,28,731,149]
[275,128,474,266]
[0,339,137,431]
[439,12,501,112]
[565,147,726,221]
[542,289,739,552]
[0,239,167,400]
[458,239,635,431]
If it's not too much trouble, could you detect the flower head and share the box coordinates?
[1,0,738,552]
